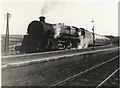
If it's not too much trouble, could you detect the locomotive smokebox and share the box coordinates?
[39,16,45,22]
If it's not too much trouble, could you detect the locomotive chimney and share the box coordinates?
[39,16,45,22]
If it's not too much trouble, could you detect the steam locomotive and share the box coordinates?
[15,16,110,53]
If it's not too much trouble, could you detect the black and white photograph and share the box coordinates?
[1,0,119,87]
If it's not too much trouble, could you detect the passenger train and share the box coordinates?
[15,16,110,53]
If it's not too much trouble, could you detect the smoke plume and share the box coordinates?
[41,2,59,15]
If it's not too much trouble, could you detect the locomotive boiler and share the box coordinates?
[16,16,58,53]
[15,16,111,53]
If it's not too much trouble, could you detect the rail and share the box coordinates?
[51,55,119,87]
[96,67,120,88]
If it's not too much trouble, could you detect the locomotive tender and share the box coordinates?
[15,16,110,53]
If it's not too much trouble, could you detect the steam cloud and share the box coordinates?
[41,2,59,15]
[77,31,91,49]
[77,37,90,49]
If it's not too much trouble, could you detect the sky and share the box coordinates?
[0,0,118,36]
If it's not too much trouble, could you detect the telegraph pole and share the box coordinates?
[92,20,95,50]
[4,13,11,52]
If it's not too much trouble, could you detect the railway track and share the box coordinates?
[51,55,119,87]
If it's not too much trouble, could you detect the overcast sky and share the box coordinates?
[0,0,118,36]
